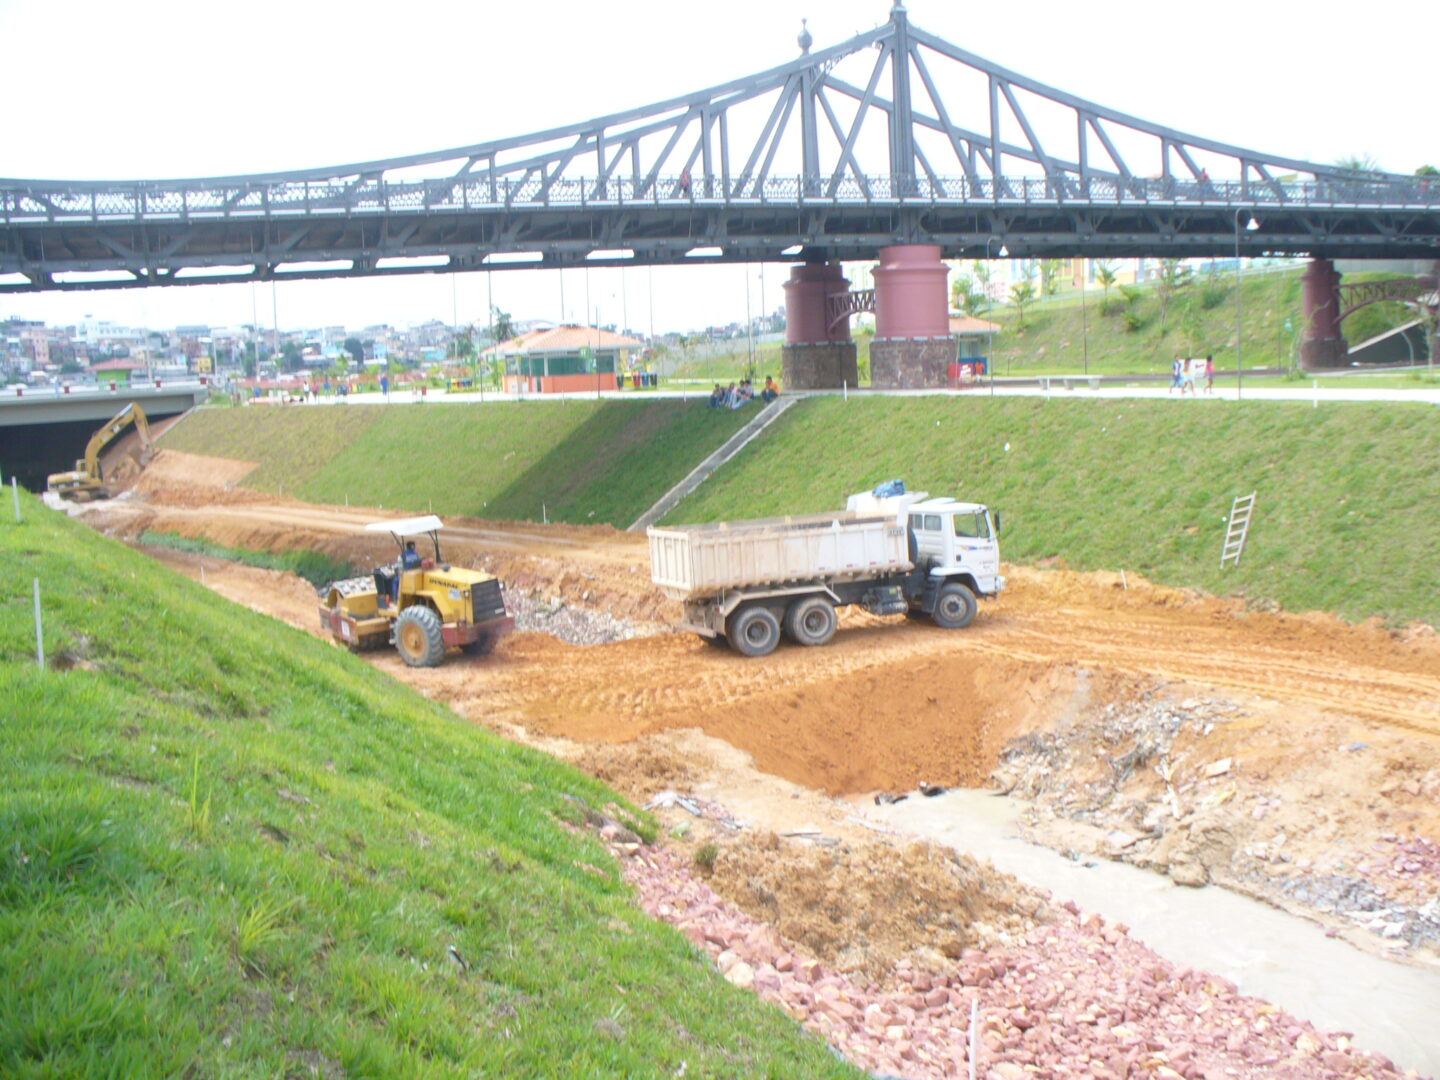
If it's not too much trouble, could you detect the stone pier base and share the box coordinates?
[782,342,859,390]
[1299,338,1350,372]
[869,337,958,389]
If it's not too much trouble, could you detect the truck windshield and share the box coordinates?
[952,511,990,539]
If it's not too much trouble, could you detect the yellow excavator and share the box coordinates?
[46,402,156,500]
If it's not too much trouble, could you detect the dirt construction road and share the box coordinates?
[104,453,1440,791]
[78,450,1440,1076]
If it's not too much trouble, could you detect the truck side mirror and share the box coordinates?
[993,512,1002,536]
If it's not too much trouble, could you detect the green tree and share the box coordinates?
[281,341,303,372]
[241,341,259,378]
[1039,259,1065,297]
[1119,284,1145,332]
[1008,280,1036,330]
[1094,261,1117,314]
[490,305,515,344]
[343,337,365,368]
[1335,153,1382,175]
[448,324,476,362]
[1155,259,1192,331]
[1416,165,1439,177]
[951,274,984,316]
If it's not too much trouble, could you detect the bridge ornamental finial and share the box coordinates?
[797,18,812,54]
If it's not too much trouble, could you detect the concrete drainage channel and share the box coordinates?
[871,790,1440,1078]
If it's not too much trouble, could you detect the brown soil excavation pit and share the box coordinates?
[500,631,1110,794]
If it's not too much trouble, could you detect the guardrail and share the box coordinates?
[4,174,1438,224]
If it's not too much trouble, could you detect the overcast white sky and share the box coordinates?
[3,0,1434,335]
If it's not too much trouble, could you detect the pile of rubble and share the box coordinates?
[507,587,641,646]
[990,693,1440,957]
[569,793,1414,1080]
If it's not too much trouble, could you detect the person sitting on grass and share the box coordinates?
[762,375,779,403]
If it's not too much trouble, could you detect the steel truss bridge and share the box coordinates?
[3,5,1438,294]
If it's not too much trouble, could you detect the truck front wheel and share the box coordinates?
[931,583,977,629]
[784,596,837,647]
[726,605,781,658]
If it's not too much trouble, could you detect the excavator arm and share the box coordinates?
[79,403,153,477]
[47,403,155,498]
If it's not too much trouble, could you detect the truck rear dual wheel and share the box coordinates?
[931,583,978,629]
[395,606,446,667]
[726,605,781,658]
[783,596,837,647]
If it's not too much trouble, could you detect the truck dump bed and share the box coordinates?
[648,510,911,601]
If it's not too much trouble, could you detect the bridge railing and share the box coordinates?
[4,173,1438,223]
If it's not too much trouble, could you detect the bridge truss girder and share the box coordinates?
[4,202,1437,293]
[3,5,1438,292]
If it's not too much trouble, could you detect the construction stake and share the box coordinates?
[12,477,19,523]
[33,578,44,669]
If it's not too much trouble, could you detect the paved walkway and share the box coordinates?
[284,380,1440,408]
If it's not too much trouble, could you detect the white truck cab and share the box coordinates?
[905,497,1005,596]
[843,488,1005,601]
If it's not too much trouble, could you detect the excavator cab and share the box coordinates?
[46,402,155,500]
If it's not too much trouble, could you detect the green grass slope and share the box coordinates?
[0,494,855,1079]
[158,405,384,493]
[664,396,1440,627]
[164,400,752,527]
[986,268,1416,377]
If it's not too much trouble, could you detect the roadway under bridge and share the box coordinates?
[0,384,205,491]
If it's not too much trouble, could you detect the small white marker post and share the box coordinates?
[12,477,19,523]
[842,380,848,402]
[34,578,44,669]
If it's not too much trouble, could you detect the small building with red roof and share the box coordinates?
[483,325,644,394]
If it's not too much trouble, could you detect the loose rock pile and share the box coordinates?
[507,587,641,646]
[991,693,1440,957]
[575,799,1417,1080]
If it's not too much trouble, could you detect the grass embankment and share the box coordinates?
[0,494,855,1078]
[677,267,1421,381]
[665,396,1440,627]
[981,268,1416,377]
[163,400,753,528]
[138,530,353,587]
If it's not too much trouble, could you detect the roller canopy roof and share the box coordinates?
[363,515,445,536]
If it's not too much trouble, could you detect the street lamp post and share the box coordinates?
[1235,209,1259,399]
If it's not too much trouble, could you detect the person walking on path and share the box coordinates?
[1170,357,1183,395]
[1204,355,1215,395]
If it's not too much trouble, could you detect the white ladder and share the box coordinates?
[1221,492,1257,568]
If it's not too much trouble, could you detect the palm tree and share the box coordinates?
[1335,153,1382,175]
[1009,280,1036,330]
[1095,261,1117,313]
[1039,259,1064,297]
